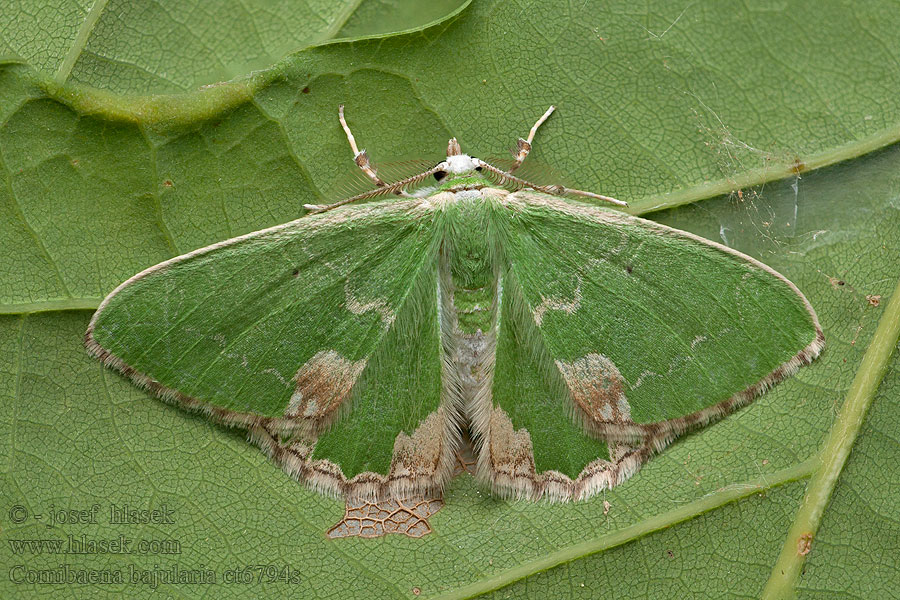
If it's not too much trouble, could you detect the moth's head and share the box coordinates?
[433,137,484,183]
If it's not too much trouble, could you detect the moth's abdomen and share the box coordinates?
[452,284,493,333]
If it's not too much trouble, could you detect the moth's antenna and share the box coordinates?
[509,105,555,173]
[338,105,411,197]
[304,164,445,214]
[474,158,628,207]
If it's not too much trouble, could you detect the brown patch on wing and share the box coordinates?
[556,354,633,424]
[285,350,366,426]
[251,406,457,505]
[476,405,654,501]
[388,410,447,484]
[483,407,538,488]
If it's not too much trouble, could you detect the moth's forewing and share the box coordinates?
[307,258,454,497]
[87,199,458,499]
[475,191,823,500]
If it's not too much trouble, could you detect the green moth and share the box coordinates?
[86,106,824,503]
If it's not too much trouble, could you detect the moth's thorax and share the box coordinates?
[435,153,488,194]
[445,154,478,174]
[441,175,491,193]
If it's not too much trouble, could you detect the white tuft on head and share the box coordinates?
[446,154,478,174]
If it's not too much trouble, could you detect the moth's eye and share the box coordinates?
[434,170,447,181]
[475,166,483,172]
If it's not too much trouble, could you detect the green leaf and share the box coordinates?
[2,0,899,598]
[335,0,469,41]
[0,0,468,93]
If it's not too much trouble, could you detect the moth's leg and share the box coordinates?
[338,105,412,197]
[509,105,556,173]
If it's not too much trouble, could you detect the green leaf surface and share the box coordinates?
[0,0,467,94]
[2,0,899,597]
[335,0,468,41]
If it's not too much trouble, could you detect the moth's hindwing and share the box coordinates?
[475,191,824,501]
[86,199,457,499]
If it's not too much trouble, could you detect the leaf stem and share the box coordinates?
[761,277,900,599]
